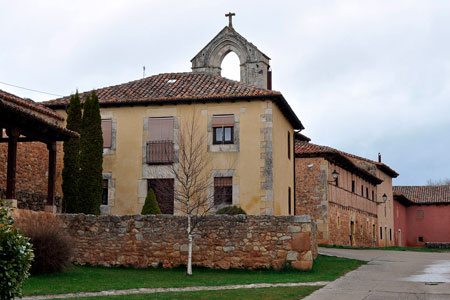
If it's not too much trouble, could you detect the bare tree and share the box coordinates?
[426,178,450,186]
[154,109,215,275]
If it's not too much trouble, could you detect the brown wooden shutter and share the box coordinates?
[212,115,234,127]
[214,177,232,187]
[148,117,174,141]
[101,119,112,148]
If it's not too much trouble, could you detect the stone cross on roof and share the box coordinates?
[225,12,235,27]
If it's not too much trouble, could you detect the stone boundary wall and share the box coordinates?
[52,214,317,270]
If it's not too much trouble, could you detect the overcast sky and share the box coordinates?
[1,0,449,186]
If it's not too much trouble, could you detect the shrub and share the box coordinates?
[15,211,73,275]
[141,188,162,215]
[0,201,34,300]
[216,205,247,215]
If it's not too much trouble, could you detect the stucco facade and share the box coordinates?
[393,186,450,247]
[54,99,297,216]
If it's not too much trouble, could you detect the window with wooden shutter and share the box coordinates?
[101,119,112,148]
[214,177,232,205]
[147,117,174,164]
[212,115,234,144]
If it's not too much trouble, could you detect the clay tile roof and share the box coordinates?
[295,141,383,185]
[342,152,399,178]
[43,72,304,130]
[393,186,450,205]
[294,131,311,142]
[44,72,281,106]
[0,89,78,139]
[0,89,63,121]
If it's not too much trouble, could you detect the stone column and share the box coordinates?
[6,128,20,207]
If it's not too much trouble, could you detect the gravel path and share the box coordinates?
[22,281,330,299]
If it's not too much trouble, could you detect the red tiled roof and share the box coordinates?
[0,89,78,140]
[44,72,304,130]
[294,131,311,142]
[44,72,281,106]
[0,89,63,121]
[295,141,382,185]
[343,152,399,178]
[393,186,450,205]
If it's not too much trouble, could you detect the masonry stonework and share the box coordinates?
[0,141,63,209]
[17,213,318,270]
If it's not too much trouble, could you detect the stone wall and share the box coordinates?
[295,157,328,243]
[53,214,317,270]
[0,141,63,204]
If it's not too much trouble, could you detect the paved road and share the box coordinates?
[304,247,450,300]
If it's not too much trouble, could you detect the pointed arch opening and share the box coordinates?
[220,51,240,81]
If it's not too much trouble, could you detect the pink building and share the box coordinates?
[393,186,450,247]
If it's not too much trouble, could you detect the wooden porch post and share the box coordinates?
[6,128,20,205]
[47,142,57,209]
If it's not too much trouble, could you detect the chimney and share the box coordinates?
[267,66,272,90]
[378,152,381,163]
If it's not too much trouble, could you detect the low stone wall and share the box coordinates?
[0,189,61,211]
[426,242,450,249]
[54,214,317,270]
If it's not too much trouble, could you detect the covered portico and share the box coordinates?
[0,90,78,211]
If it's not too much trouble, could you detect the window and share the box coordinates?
[361,185,364,197]
[212,115,234,144]
[288,187,291,215]
[214,177,232,205]
[352,180,355,193]
[101,119,112,148]
[372,190,375,201]
[366,187,369,199]
[380,226,383,240]
[390,229,392,241]
[287,131,291,159]
[147,117,174,164]
[102,179,108,205]
[416,210,424,218]
[418,236,424,243]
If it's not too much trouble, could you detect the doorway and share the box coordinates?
[148,179,174,214]
[350,221,355,246]
[398,229,402,247]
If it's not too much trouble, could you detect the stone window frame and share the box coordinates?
[139,116,180,206]
[207,114,239,152]
[208,170,239,210]
[100,113,117,156]
[100,173,114,215]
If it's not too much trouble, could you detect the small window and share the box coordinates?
[372,190,375,201]
[390,229,392,241]
[418,236,424,243]
[361,185,364,197]
[380,226,383,240]
[214,177,232,205]
[287,131,291,159]
[101,119,112,148]
[366,187,369,199]
[212,115,234,145]
[102,179,108,205]
[417,210,424,218]
[352,180,355,193]
[288,187,291,215]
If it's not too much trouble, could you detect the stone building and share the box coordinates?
[393,185,450,247]
[44,19,303,215]
[294,138,398,247]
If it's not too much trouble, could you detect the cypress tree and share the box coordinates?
[79,91,103,215]
[62,92,82,213]
[141,188,162,215]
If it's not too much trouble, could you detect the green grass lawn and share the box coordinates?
[23,255,364,296]
[60,286,323,300]
[319,244,450,252]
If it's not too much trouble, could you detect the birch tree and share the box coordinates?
[156,110,214,275]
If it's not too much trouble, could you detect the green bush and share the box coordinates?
[0,201,34,300]
[216,206,247,215]
[141,188,162,215]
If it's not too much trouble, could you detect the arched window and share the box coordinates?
[221,52,240,81]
